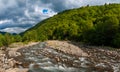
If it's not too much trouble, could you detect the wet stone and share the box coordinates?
[1,41,120,72]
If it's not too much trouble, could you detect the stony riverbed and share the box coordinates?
[0,40,120,72]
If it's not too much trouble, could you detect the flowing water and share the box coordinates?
[14,42,120,72]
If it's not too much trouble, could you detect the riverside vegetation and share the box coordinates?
[0,3,120,48]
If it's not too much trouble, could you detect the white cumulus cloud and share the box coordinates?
[0,27,27,34]
[0,19,13,24]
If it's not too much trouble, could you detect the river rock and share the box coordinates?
[5,68,28,72]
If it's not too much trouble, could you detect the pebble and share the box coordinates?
[0,41,120,72]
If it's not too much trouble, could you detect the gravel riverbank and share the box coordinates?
[0,40,120,72]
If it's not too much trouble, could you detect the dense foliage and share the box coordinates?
[0,33,22,47]
[0,3,120,48]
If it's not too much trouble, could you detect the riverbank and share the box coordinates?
[0,40,120,72]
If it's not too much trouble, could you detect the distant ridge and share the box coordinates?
[0,31,17,35]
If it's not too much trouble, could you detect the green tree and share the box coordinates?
[4,33,14,46]
[0,34,5,47]
[112,33,120,48]
[14,34,22,42]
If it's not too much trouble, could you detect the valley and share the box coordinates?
[0,3,120,72]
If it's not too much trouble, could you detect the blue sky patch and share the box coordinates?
[42,9,49,14]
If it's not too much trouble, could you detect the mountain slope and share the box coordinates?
[22,3,120,47]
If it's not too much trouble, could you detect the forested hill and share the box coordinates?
[1,3,119,48]
[22,3,120,47]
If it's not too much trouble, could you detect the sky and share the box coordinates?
[0,0,120,34]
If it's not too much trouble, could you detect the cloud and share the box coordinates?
[0,19,13,24]
[0,0,19,14]
[0,0,120,33]
[0,27,27,34]
[41,0,120,11]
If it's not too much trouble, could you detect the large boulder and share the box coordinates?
[7,50,21,58]
[46,40,88,57]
